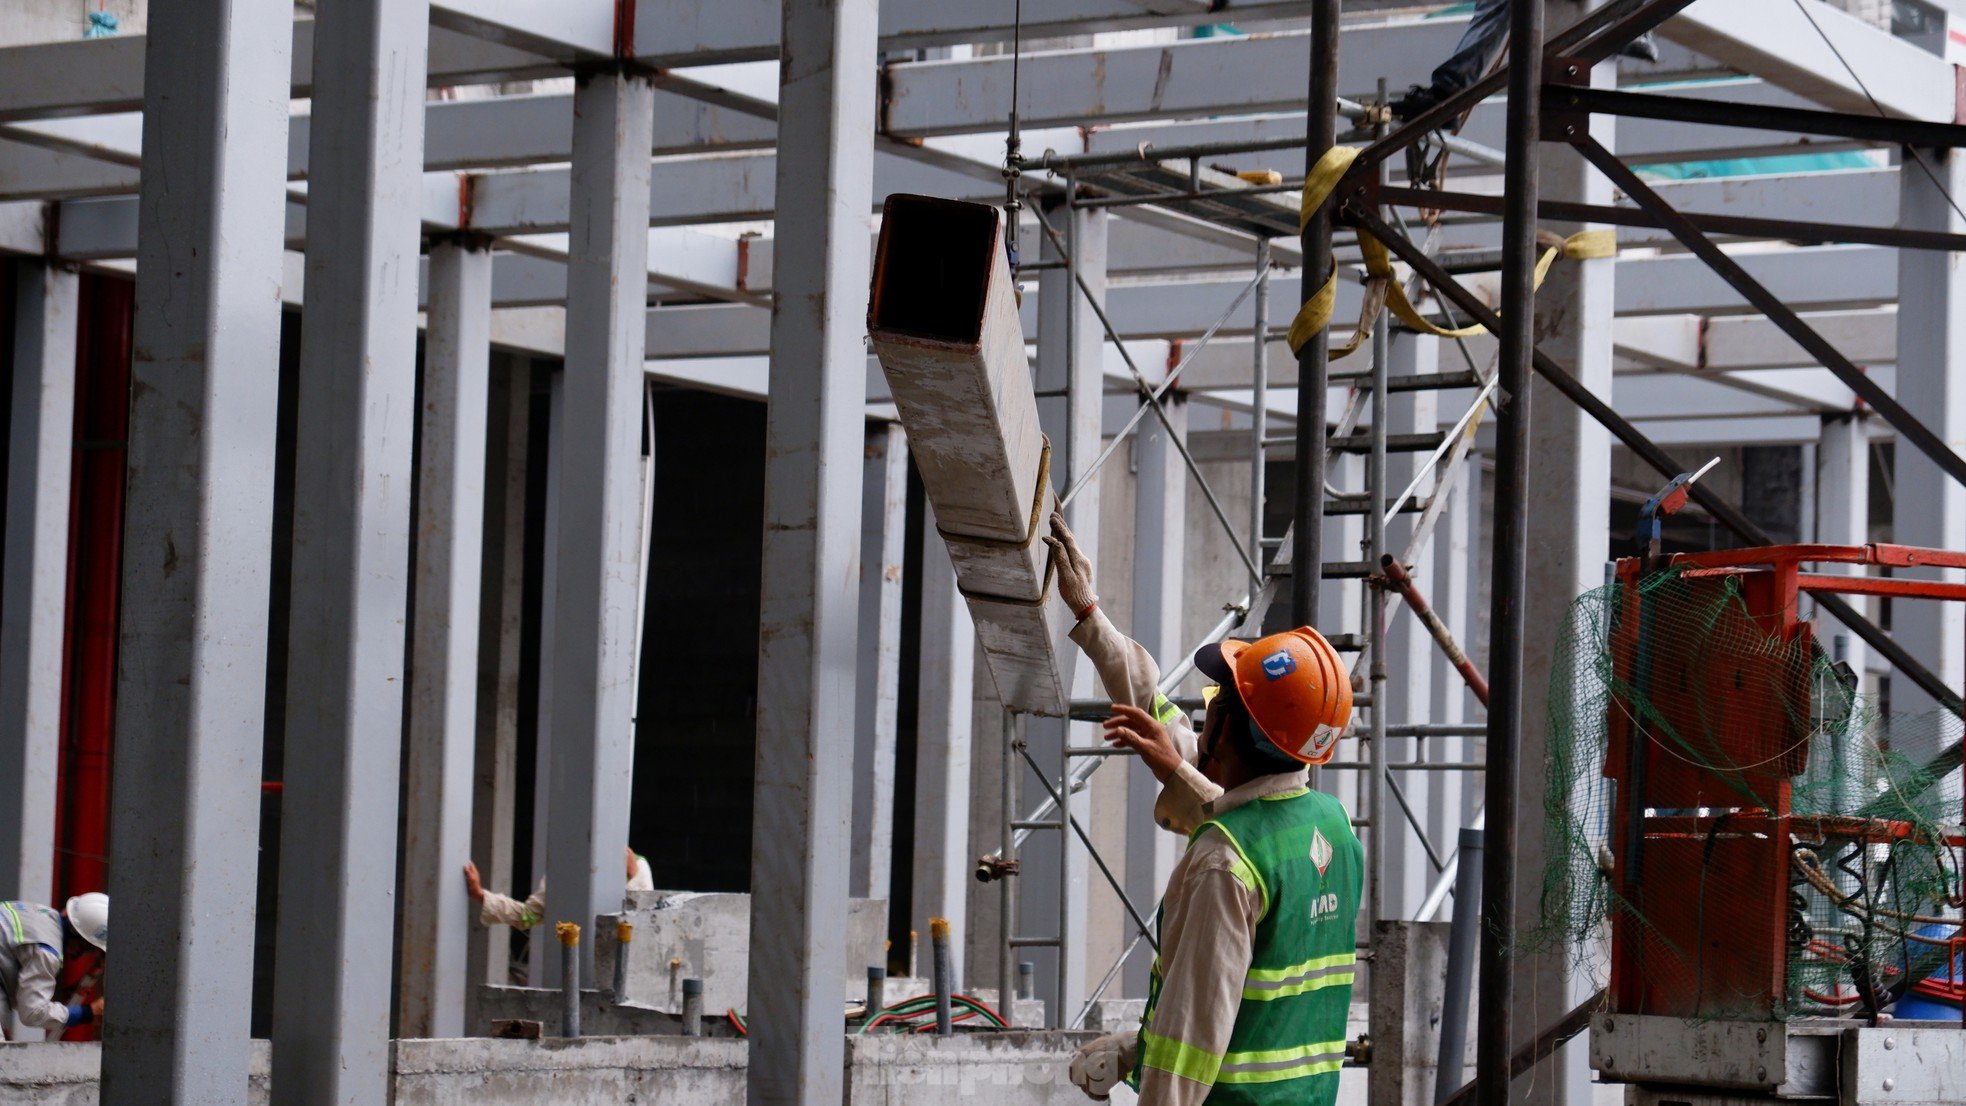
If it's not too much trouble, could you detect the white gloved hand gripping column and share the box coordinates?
[1043,510,1099,622]
[1068,1032,1135,1101]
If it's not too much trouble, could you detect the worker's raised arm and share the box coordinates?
[1134,835,1262,1105]
[1046,512,1222,834]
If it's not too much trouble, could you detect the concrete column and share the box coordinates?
[1815,414,1873,688]
[272,0,429,1097]
[1383,332,1441,920]
[103,1,291,1099]
[545,70,655,984]
[912,519,975,991]
[1894,148,1966,727]
[1,260,76,912]
[1124,393,1186,997]
[1025,196,1109,1023]
[1512,15,1614,1101]
[744,0,876,1098]
[398,238,493,1039]
[469,355,533,1006]
[852,422,907,907]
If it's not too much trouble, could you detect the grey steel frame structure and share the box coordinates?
[4,2,1966,1104]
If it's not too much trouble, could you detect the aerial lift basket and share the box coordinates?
[867,194,1068,717]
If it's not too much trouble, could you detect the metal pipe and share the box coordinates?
[1350,205,1966,723]
[682,978,703,1037]
[1381,555,1490,706]
[1439,989,1604,1106]
[931,918,955,1036]
[1292,0,1340,627]
[1252,238,1271,569]
[612,919,632,1003]
[1017,746,1161,955]
[1418,809,1486,921]
[1479,0,1542,1099]
[1367,277,1391,932]
[556,922,581,1038]
[998,710,1017,1026]
[1387,724,1488,739]
[1019,960,1035,1001]
[1560,82,1966,152]
[1435,829,1485,1105]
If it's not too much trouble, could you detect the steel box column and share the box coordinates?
[103,0,291,1099]
[1125,393,1186,997]
[1,260,77,914]
[744,0,877,1099]
[399,237,493,1038]
[1028,195,1109,1023]
[851,422,907,908]
[544,70,655,985]
[1893,149,1966,727]
[1383,331,1441,919]
[912,511,975,992]
[1815,414,1872,687]
[272,0,430,1097]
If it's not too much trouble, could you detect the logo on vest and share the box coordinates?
[1310,827,1333,877]
[1308,891,1342,925]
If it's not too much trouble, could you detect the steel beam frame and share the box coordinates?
[102,1,291,1099]
[850,423,907,906]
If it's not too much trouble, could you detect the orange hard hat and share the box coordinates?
[1195,627,1352,765]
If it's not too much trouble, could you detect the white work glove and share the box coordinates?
[1043,511,1099,621]
[1068,1032,1134,1101]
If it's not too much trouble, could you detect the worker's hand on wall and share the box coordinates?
[1043,512,1098,620]
[1102,703,1184,784]
[1067,1032,1135,1100]
[90,997,103,1020]
[463,860,486,903]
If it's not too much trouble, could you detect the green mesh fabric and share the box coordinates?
[1533,568,1965,1020]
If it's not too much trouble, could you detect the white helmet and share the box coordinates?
[66,893,108,952]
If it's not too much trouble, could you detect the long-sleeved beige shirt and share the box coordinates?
[478,857,655,930]
[1068,609,1325,1106]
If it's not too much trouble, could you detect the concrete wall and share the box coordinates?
[0,1033,1101,1105]
[590,890,887,1015]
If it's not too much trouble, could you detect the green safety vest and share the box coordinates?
[1135,786,1362,1105]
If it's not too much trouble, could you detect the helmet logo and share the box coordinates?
[1310,827,1333,877]
[1261,649,1297,680]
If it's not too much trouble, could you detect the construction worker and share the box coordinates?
[1391,0,1657,123]
[1044,514,1361,1105]
[1,894,108,1039]
[464,845,654,932]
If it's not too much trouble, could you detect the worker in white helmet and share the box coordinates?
[463,846,654,932]
[1,894,108,1039]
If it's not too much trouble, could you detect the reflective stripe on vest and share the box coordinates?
[1217,1039,1349,1084]
[1241,951,1357,1001]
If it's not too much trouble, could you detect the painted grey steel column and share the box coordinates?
[1512,8,1612,1101]
[271,0,429,1098]
[1815,414,1872,687]
[1428,452,1476,852]
[102,0,290,1099]
[469,355,533,1006]
[912,516,975,993]
[1893,148,1966,727]
[852,422,908,905]
[399,238,493,1039]
[545,70,654,985]
[530,370,562,987]
[0,260,76,913]
[1125,393,1186,997]
[745,0,877,1099]
[1028,196,1108,1023]
[1382,332,1440,919]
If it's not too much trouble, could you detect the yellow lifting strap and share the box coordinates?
[1285,145,1617,357]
